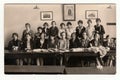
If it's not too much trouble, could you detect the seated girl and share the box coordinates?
[22,33,34,51]
[34,32,48,49]
[47,35,58,49]
[103,35,116,66]
[103,35,116,49]
[58,32,69,50]
[8,33,22,65]
[90,33,103,69]
[8,33,21,51]
[22,33,34,65]
[34,33,48,66]
[69,32,80,49]
[80,32,90,48]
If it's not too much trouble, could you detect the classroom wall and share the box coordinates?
[4,4,116,47]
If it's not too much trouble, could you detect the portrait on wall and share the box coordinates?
[63,4,76,21]
[85,10,98,19]
[40,11,53,21]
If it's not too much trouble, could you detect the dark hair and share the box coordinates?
[25,23,31,28]
[67,22,72,26]
[37,26,43,31]
[106,35,109,38]
[71,32,76,37]
[12,33,18,38]
[60,23,65,27]
[96,18,101,22]
[87,19,92,24]
[43,22,49,26]
[51,21,56,25]
[78,20,83,24]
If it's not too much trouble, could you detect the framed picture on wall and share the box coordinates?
[85,10,98,19]
[40,11,53,21]
[63,4,76,21]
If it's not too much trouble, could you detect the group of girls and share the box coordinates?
[7,18,116,69]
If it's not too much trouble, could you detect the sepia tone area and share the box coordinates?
[4,4,116,74]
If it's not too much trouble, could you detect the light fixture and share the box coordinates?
[33,4,39,9]
[107,5,112,9]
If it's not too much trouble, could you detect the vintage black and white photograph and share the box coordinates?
[4,3,116,74]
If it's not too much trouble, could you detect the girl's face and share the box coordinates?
[13,35,18,40]
[78,23,83,27]
[110,39,114,43]
[68,24,72,29]
[52,22,56,27]
[71,34,76,39]
[61,33,66,39]
[61,24,65,29]
[38,29,42,33]
[44,24,48,28]
[96,21,101,25]
[88,22,92,25]
[26,25,30,31]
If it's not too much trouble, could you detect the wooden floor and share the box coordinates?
[65,67,116,74]
[5,65,116,74]
[5,65,65,74]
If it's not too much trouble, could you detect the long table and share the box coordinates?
[63,50,116,66]
[5,50,63,65]
[4,50,116,74]
[5,50,116,66]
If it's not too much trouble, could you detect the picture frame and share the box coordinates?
[63,4,76,21]
[40,11,53,21]
[85,10,98,19]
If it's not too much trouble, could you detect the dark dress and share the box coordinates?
[34,32,42,39]
[22,30,34,41]
[7,39,21,65]
[8,39,21,50]
[76,26,86,39]
[43,27,50,37]
[49,26,59,37]
[34,38,48,49]
[103,41,109,47]
[80,38,90,48]
[69,38,80,49]
[47,39,58,48]
[94,25,105,45]
[22,39,34,50]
